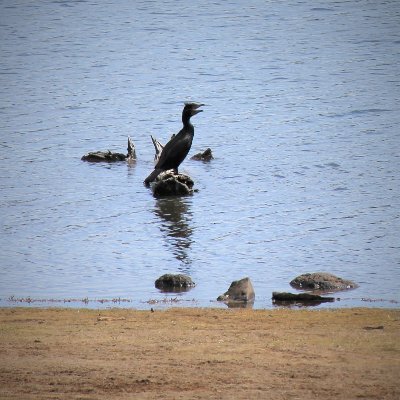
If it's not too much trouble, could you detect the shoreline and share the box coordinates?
[1,307,399,399]
[2,292,399,310]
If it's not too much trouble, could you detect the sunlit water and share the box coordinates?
[1,0,399,309]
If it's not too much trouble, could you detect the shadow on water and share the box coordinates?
[153,196,193,269]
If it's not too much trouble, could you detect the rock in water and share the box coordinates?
[272,292,335,305]
[191,148,214,161]
[81,150,127,162]
[81,137,136,162]
[217,277,255,304]
[155,274,195,292]
[290,272,357,292]
[152,171,194,197]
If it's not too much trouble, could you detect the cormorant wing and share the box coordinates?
[155,128,190,170]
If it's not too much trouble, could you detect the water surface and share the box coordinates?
[1,0,399,309]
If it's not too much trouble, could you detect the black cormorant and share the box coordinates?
[144,102,203,186]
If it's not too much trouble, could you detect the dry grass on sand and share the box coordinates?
[0,307,399,399]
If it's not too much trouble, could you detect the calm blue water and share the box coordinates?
[1,0,399,309]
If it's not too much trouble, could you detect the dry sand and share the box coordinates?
[0,307,399,399]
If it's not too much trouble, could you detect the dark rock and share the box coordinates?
[81,137,136,162]
[217,277,255,304]
[81,150,127,162]
[152,171,194,197]
[191,148,214,161]
[290,272,358,292]
[272,292,335,305]
[155,274,195,293]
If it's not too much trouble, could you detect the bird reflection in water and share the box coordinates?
[153,197,193,267]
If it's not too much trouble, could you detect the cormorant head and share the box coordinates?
[182,102,204,123]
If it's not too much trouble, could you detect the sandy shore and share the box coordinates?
[0,307,399,399]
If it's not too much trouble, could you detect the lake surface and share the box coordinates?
[1,0,399,309]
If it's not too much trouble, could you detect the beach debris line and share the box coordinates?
[7,295,132,304]
[145,297,197,305]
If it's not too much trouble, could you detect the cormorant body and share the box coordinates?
[144,103,203,185]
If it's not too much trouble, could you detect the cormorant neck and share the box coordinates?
[182,113,193,129]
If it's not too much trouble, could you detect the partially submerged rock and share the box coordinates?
[217,277,255,304]
[191,148,214,161]
[81,137,136,162]
[152,171,194,197]
[155,274,195,293]
[290,272,358,292]
[272,292,335,305]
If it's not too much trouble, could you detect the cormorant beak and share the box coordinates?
[192,103,204,114]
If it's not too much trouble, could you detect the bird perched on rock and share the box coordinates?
[144,102,203,186]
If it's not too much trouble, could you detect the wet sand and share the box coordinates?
[0,307,399,399]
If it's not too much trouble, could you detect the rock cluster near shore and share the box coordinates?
[152,272,358,308]
[272,272,358,305]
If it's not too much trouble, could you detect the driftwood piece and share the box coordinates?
[127,136,136,160]
[150,134,178,165]
[81,137,136,162]
[151,135,164,165]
